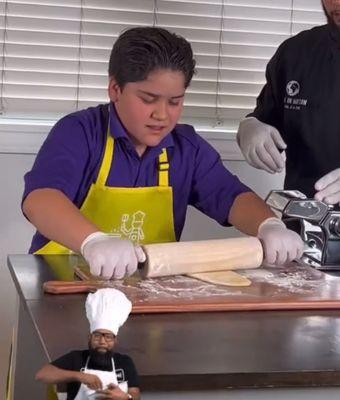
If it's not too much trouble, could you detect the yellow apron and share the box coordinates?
[35,127,176,255]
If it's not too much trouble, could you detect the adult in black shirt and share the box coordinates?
[237,0,340,201]
[36,329,140,400]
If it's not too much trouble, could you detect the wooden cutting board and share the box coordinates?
[43,262,340,313]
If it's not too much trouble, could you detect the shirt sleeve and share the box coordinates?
[248,42,285,132]
[122,355,140,388]
[22,115,91,204]
[189,134,252,226]
[51,351,81,371]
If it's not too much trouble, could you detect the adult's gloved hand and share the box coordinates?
[257,218,304,265]
[81,232,146,280]
[314,168,340,205]
[237,117,286,174]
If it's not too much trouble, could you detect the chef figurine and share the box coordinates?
[36,288,140,400]
[23,26,304,276]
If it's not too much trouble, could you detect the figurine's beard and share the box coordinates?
[87,346,114,371]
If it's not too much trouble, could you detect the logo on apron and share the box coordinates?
[115,368,125,382]
[111,211,146,244]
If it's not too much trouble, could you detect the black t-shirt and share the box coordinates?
[249,24,340,197]
[51,350,139,400]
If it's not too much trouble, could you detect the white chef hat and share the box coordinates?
[85,288,132,336]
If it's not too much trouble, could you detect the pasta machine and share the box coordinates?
[266,190,340,270]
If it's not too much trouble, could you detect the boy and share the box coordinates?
[23,27,303,280]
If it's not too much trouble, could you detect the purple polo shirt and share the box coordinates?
[23,103,251,253]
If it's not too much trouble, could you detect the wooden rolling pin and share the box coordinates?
[140,237,263,278]
[43,237,263,294]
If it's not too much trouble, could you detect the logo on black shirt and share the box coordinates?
[284,80,307,110]
[286,80,300,96]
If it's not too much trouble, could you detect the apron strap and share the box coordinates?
[158,148,169,187]
[96,127,114,187]
[83,356,115,371]
[84,356,90,369]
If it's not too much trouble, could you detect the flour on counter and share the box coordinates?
[104,274,244,300]
[241,266,327,294]
[78,263,331,300]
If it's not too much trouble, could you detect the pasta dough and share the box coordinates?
[187,270,251,287]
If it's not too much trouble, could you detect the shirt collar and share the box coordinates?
[108,102,174,151]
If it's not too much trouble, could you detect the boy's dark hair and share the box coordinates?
[108,26,196,89]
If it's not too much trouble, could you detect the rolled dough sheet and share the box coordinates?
[187,270,251,287]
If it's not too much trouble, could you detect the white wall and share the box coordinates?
[0,153,35,398]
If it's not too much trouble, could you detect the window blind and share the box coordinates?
[0,0,326,135]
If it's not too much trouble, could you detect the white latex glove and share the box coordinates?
[314,168,340,205]
[81,232,146,280]
[237,117,286,174]
[257,218,304,265]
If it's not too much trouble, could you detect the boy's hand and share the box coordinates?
[78,371,103,390]
[95,383,131,399]
[81,232,146,280]
[257,218,304,265]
